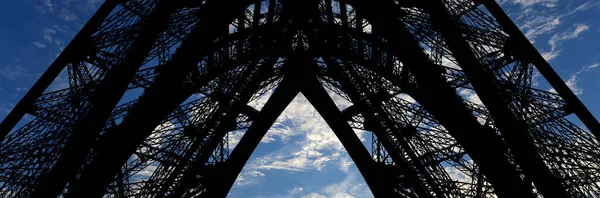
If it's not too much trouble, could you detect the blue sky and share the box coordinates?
[1,0,600,197]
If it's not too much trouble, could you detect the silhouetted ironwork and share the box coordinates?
[1,0,599,197]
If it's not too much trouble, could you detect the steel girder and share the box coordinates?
[1,0,599,197]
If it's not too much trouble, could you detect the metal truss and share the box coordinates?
[1,0,599,197]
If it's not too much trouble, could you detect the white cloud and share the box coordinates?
[548,62,599,96]
[0,66,29,81]
[500,0,558,8]
[228,130,246,150]
[458,89,483,105]
[549,24,589,46]
[43,0,55,12]
[584,63,599,71]
[232,90,368,191]
[540,50,560,61]
[565,75,582,95]
[541,24,589,61]
[303,170,373,198]
[506,1,598,44]
[339,156,353,174]
[58,8,78,21]
[134,163,158,179]
[234,170,266,186]
[523,16,561,41]
[562,2,600,17]
[32,41,47,49]
[444,165,472,183]
[289,187,305,195]
[43,27,56,43]
[303,193,327,198]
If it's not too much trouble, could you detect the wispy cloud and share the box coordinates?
[502,0,598,44]
[548,62,599,96]
[33,0,102,25]
[232,89,366,192]
[32,41,47,49]
[302,170,373,198]
[444,162,473,183]
[234,170,266,186]
[499,0,558,8]
[522,16,561,42]
[458,89,483,105]
[0,66,29,81]
[248,93,363,172]
[541,24,589,61]
[42,0,55,12]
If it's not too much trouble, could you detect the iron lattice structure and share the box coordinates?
[1,0,600,197]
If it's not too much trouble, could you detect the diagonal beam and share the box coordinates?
[300,76,398,197]
[204,54,398,197]
[167,57,279,198]
[0,0,118,143]
[64,1,255,197]
[480,0,600,139]
[202,75,301,197]
[422,1,567,197]
[344,1,535,197]
[343,63,450,197]
[322,56,432,197]
[32,2,177,197]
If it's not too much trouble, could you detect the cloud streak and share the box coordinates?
[541,24,589,61]
[549,62,599,96]
[0,66,29,81]
[231,87,370,196]
[502,0,598,45]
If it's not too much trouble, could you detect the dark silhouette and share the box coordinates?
[1,0,599,197]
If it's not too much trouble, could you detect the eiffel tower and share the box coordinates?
[1,0,600,197]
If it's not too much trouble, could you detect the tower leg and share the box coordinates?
[422,1,567,197]
[481,0,600,139]
[0,0,118,143]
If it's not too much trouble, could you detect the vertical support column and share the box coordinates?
[481,0,600,138]
[0,0,118,143]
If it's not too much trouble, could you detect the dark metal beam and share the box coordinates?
[32,2,177,197]
[2,0,599,197]
[202,75,301,197]
[204,53,398,197]
[344,1,536,197]
[299,76,398,198]
[168,56,279,198]
[64,1,255,197]
[0,0,118,143]
[422,1,567,197]
[321,56,432,197]
[481,0,600,139]
[344,63,449,197]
